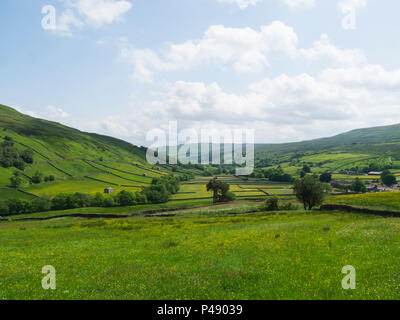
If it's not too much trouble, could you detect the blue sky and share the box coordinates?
[1,0,400,146]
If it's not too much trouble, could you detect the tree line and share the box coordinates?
[0,174,186,216]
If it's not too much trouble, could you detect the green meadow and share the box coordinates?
[1,208,400,300]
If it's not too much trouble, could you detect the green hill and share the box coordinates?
[0,104,168,197]
[255,123,400,174]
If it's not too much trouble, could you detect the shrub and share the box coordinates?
[319,172,332,183]
[31,171,43,184]
[264,197,279,211]
[0,202,9,216]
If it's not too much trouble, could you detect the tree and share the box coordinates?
[293,175,331,210]
[21,149,34,164]
[9,171,22,189]
[319,172,332,183]
[91,192,105,207]
[302,165,311,173]
[381,170,397,187]
[117,190,136,206]
[206,178,232,203]
[31,171,43,184]
[351,178,367,193]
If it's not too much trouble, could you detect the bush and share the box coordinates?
[319,172,332,183]
[279,202,298,211]
[222,191,236,202]
[0,202,9,216]
[264,197,279,211]
[31,171,43,184]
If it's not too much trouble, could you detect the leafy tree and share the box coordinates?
[302,165,311,173]
[293,175,331,210]
[9,171,22,189]
[381,170,397,187]
[31,171,43,184]
[72,193,92,208]
[264,167,293,182]
[6,199,25,215]
[32,196,51,212]
[206,178,232,203]
[51,193,69,210]
[351,178,367,193]
[135,192,147,204]
[21,149,34,164]
[117,190,136,206]
[91,193,105,207]
[319,172,332,183]
[104,197,116,208]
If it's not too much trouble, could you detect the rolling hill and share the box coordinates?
[255,123,400,173]
[0,104,169,199]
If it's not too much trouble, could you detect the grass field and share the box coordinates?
[1,208,400,299]
[327,192,400,212]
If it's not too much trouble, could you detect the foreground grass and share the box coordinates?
[1,209,400,300]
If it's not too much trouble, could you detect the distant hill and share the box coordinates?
[255,123,400,164]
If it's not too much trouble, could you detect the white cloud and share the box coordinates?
[44,106,70,120]
[55,9,84,37]
[217,0,316,9]
[51,0,132,36]
[120,22,366,82]
[93,64,400,144]
[216,0,261,9]
[70,0,132,28]
[281,0,315,8]
[338,0,367,12]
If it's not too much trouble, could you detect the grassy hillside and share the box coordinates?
[255,123,400,175]
[0,104,170,197]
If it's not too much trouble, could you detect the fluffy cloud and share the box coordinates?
[44,106,70,120]
[94,64,400,144]
[52,0,132,36]
[216,0,261,9]
[217,0,316,9]
[338,0,367,12]
[281,0,315,8]
[120,22,366,82]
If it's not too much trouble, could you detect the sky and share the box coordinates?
[1,0,400,146]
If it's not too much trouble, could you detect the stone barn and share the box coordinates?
[104,187,115,194]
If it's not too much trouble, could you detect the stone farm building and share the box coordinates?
[104,187,115,194]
